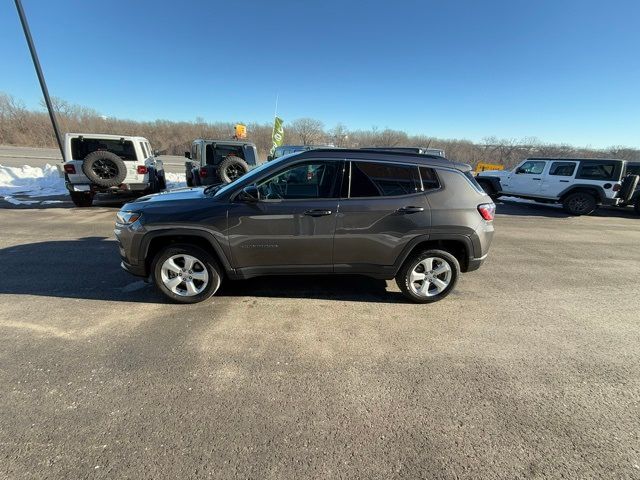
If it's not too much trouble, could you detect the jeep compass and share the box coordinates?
[114,149,495,304]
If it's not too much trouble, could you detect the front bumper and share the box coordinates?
[121,260,147,277]
[114,223,147,277]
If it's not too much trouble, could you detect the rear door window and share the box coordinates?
[349,161,420,197]
[549,162,576,176]
[139,142,148,159]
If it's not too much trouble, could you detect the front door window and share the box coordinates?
[257,162,340,200]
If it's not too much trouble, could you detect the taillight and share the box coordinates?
[137,165,148,174]
[200,167,208,177]
[612,183,621,192]
[478,203,495,221]
[63,164,76,174]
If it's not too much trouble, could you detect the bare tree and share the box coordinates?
[289,118,325,145]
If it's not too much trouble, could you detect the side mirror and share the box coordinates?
[184,151,191,159]
[153,150,160,157]
[515,167,524,174]
[267,155,273,162]
[237,185,259,202]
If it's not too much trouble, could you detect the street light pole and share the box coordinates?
[13,0,65,161]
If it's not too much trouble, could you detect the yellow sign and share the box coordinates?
[476,162,504,172]
[234,124,247,139]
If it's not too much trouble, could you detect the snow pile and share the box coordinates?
[0,163,187,200]
[165,172,187,189]
[0,163,67,197]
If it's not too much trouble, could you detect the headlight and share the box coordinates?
[116,211,142,225]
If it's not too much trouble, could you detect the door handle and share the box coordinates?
[304,209,332,217]
[397,206,425,214]
[559,180,569,183]
[532,178,541,180]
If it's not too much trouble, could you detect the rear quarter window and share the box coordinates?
[576,162,618,181]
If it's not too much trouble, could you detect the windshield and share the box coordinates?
[212,154,299,197]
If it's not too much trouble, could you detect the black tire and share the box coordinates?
[157,171,167,190]
[152,244,222,304]
[395,249,460,304]
[217,156,249,183]
[619,175,639,203]
[562,191,597,215]
[634,198,640,216]
[82,150,127,187]
[69,191,94,207]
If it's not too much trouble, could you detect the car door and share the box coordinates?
[226,159,343,272]
[539,161,578,198]
[500,160,547,196]
[333,160,430,273]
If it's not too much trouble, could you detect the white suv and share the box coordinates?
[476,158,637,215]
[62,133,166,207]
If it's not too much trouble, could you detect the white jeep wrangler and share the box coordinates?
[62,133,166,207]
[476,158,638,215]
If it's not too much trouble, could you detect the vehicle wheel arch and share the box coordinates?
[394,235,472,274]
[142,230,232,277]
[558,185,604,203]
[476,176,502,194]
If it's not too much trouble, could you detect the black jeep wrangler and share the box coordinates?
[185,139,258,186]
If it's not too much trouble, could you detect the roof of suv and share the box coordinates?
[193,139,256,147]
[526,157,627,163]
[296,148,471,171]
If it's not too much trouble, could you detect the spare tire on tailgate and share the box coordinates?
[217,156,249,183]
[619,175,639,204]
[82,150,127,187]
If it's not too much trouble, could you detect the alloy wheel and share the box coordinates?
[408,257,453,297]
[160,254,210,296]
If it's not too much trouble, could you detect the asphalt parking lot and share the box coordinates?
[1,199,639,479]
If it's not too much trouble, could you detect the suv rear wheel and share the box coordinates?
[562,192,597,215]
[152,244,222,304]
[635,198,640,216]
[396,249,460,303]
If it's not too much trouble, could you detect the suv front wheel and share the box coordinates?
[152,244,222,303]
[396,249,460,303]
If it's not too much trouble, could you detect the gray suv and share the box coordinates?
[115,149,495,304]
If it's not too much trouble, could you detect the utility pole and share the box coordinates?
[14,0,65,161]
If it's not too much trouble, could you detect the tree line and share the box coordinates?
[1,92,637,168]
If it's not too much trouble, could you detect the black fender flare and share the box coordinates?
[391,234,475,275]
[475,176,502,193]
[558,184,607,202]
[139,228,234,274]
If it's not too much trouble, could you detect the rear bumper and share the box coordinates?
[466,253,488,272]
[602,197,622,206]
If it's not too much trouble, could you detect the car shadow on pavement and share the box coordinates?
[0,237,406,304]
[496,199,638,219]
[0,237,162,303]
[219,275,405,303]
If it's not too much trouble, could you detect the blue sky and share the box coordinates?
[1,0,638,148]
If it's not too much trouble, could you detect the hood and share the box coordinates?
[132,186,208,204]
[477,169,510,178]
